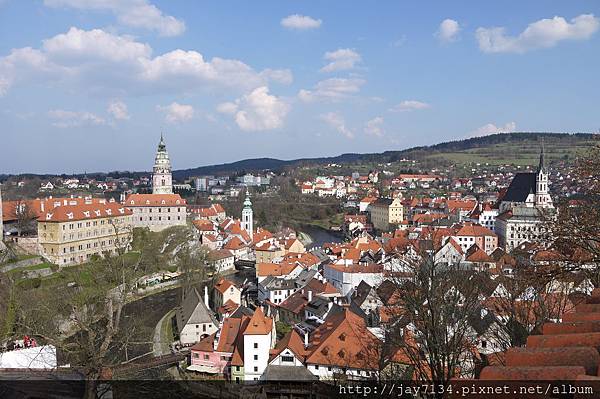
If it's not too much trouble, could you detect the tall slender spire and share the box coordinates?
[537,140,546,173]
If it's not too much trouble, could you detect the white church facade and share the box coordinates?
[496,146,554,251]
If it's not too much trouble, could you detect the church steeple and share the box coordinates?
[152,133,173,194]
[534,142,553,209]
[537,141,546,174]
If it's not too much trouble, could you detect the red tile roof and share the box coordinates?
[243,307,273,335]
[125,193,186,207]
[39,202,132,222]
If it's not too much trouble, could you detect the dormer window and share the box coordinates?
[130,200,135,205]
[83,211,90,217]
[94,210,101,216]
[67,212,74,220]
[146,200,150,205]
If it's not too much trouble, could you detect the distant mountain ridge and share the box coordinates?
[172,132,597,179]
[1,132,595,181]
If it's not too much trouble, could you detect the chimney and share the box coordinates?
[307,290,313,302]
[40,201,44,212]
[304,332,309,348]
[204,286,209,307]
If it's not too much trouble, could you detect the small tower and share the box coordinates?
[152,133,173,195]
[241,189,253,239]
[535,143,553,208]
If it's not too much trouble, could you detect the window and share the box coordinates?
[253,343,258,349]
[253,355,258,360]
[204,354,209,360]
[281,355,294,363]
[254,367,258,372]
[314,365,319,370]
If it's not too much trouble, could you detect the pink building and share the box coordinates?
[189,317,241,379]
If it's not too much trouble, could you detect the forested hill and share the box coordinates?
[173,132,597,179]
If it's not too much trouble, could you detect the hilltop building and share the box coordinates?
[37,199,133,265]
[125,135,186,231]
[496,146,554,251]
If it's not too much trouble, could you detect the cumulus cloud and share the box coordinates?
[107,100,130,120]
[281,14,322,30]
[0,27,291,97]
[468,121,516,137]
[476,14,599,53]
[217,86,289,131]
[157,102,194,123]
[320,48,361,73]
[364,116,384,137]
[44,0,186,37]
[436,19,461,43]
[389,100,430,112]
[298,78,365,103]
[320,112,353,139]
[48,109,105,128]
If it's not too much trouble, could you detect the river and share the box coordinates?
[298,224,344,249]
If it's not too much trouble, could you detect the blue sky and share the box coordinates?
[1,0,599,174]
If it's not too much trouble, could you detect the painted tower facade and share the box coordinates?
[152,134,173,195]
[241,190,253,239]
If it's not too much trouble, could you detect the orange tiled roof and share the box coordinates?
[305,309,380,370]
[269,329,306,362]
[125,193,186,207]
[39,202,132,222]
[243,307,273,335]
[215,278,236,294]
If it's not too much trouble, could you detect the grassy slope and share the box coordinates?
[421,138,595,166]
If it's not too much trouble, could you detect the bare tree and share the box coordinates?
[382,256,485,393]
[549,142,600,285]
[14,198,37,236]
[12,219,144,399]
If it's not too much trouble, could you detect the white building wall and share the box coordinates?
[243,333,272,381]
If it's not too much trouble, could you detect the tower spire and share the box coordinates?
[538,139,546,173]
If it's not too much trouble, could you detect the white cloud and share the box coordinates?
[0,27,291,97]
[476,14,599,53]
[259,68,294,85]
[389,100,430,112]
[157,102,194,123]
[44,0,186,37]
[364,116,384,137]
[43,26,152,62]
[436,19,461,43]
[217,86,289,131]
[107,100,130,120]
[320,48,361,73]
[281,14,322,30]
[320,112,353,139]
[48,109,105,128]
[298,78,365,103]
[468,121,516,137]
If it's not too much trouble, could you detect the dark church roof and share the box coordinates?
[502,173,536,203]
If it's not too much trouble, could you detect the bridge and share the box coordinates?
[235,259,256,270]
[111,352,186,377]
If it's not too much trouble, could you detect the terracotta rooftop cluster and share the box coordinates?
[481,288,600,382]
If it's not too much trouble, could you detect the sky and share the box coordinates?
[1,0,599,174]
